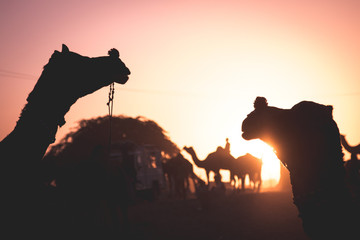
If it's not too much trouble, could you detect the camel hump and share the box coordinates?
[291,101,333,121]
[248,153,262,163]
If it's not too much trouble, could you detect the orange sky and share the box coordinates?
[1,0,360,184]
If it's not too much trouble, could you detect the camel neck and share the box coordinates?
[0,103,60,166]
[17,103,60,143]
[186,148,203,168]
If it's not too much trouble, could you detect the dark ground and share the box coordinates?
[123,189,309,240]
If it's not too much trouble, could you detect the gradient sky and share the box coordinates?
[1,0,360,184]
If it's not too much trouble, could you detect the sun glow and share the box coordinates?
[233,139,281,188]
[249,140,281,187]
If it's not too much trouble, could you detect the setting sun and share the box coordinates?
[247,140,281,188]
[229,139,281,188]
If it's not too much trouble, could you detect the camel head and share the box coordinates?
[28,44,130,101]
[242,97,337,158]
[242,97,290,155]
[25,45,131,125]
[242,97,344,192]
[91,46,131,86]
[183,146,194,154]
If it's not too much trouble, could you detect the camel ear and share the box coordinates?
[254,97,268,110]
[326,105,333,118]
[62,44,70,53]
[108,48,119,58]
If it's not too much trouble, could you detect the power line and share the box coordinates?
[1,68,360,98]
[117,87,209,98]
[0,73,35,81]
[0,69,35,77]
[0,69,36,81]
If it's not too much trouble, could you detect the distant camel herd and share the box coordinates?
[183,146,262,191]
[162,145,263,199]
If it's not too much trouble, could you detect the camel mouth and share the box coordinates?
[242,132,249,140]
[242,132,253,140]
[115,74,129,84]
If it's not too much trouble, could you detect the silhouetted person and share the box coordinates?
[194,177,210,210]
[212,173,226,196]
[224,138,230,154]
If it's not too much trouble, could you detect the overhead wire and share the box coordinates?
[0,69,36,81]
[1,68,360,98]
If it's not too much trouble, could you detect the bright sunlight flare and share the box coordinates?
[229,139,281,188]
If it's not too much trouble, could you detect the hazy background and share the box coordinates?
[1,0,359,184]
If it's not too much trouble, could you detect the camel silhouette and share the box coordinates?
[163,153,196,199]
[231,153,262,191]
[183,146,262,191]
[242,96,359,239]
[0,44,130,238]
[340,135,360,200]
[340,134,360,154]
[183,146,237,187]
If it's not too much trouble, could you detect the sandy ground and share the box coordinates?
[124,189,309,240]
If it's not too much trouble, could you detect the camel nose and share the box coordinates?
[241,118,248,132]
[115,74,129,84]
[242,132,250,140]
[241,118,252,140]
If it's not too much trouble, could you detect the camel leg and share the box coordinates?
[241,176,246,191]
[257,178,262,192]
[206,170,210,189]
[249,175,255,190]
[168,176,174,198]
[254,173,261,192]
[185,176,190,192]
[230,172,236,189]
[181,177,189,199]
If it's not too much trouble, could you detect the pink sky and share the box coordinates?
[1,0,360,183]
